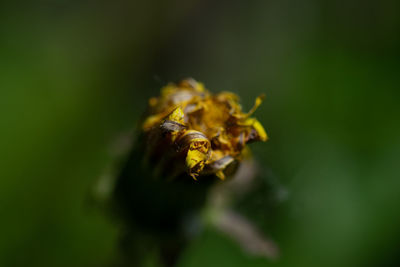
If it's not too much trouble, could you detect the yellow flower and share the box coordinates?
[142,78,267,180]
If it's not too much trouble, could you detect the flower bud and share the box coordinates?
[142,78,267,181]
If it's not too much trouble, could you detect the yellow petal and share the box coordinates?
[241,118,268,142]
[168,107,185,124]
[215,170,226,180]
[186,148,205,168]
[247,94,265,117]
[185,142,210,179]
[253,119,268,141]
[142,113,165,131]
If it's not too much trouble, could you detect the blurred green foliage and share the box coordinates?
[0,1,399,266]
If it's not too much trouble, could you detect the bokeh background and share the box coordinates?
[1,0,399,266]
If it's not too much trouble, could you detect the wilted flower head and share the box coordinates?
[142,79,267,180]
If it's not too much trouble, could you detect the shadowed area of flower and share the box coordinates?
[108,79,275,266]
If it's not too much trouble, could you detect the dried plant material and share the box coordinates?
[212,209,279,259]
[142,78,268,180]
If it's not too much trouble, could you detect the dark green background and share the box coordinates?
[1,1,399,266]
